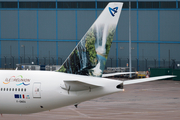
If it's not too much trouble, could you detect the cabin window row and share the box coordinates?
[0,88,26,92]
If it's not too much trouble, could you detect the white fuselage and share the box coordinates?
[0,70,122,114]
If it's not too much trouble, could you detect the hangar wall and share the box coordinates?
[0,0,180,71]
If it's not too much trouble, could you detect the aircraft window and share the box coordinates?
[15,88,17,91]
[21,88,23,91]
[24,88,26,92]
[18,88,20,91]
[6,88,8,91]
[4,88,5,91]
[9,88,11,91]
[1,88,3,91]
[12,88,14,91]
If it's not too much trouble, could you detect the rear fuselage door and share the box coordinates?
[33,82,41,98]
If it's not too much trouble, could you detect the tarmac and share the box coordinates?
[1,79,180,120]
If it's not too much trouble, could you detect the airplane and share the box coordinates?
[0,2,174,114]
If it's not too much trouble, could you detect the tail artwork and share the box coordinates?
[57,3,123,77]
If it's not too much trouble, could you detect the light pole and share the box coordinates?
[129,1,132,78]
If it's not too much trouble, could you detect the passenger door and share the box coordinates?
[33,82,41,98]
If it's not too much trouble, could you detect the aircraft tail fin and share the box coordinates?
[57,2,123,77]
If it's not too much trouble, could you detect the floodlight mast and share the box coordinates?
[129,1,132,78]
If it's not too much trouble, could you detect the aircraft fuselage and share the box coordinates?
[0,70,122,114]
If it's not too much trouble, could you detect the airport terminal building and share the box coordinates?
[0,0,179,71]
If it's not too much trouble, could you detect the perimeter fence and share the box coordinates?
[0,57,179,71]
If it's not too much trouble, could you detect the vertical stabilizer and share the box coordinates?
[57,2,123,77]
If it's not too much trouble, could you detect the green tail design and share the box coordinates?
[57,2,123,77]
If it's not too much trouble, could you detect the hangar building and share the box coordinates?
[0,0,179,71]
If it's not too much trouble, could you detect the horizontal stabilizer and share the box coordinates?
[102,72,135,78]
[61,80,101,91]
[124,75,175,85]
